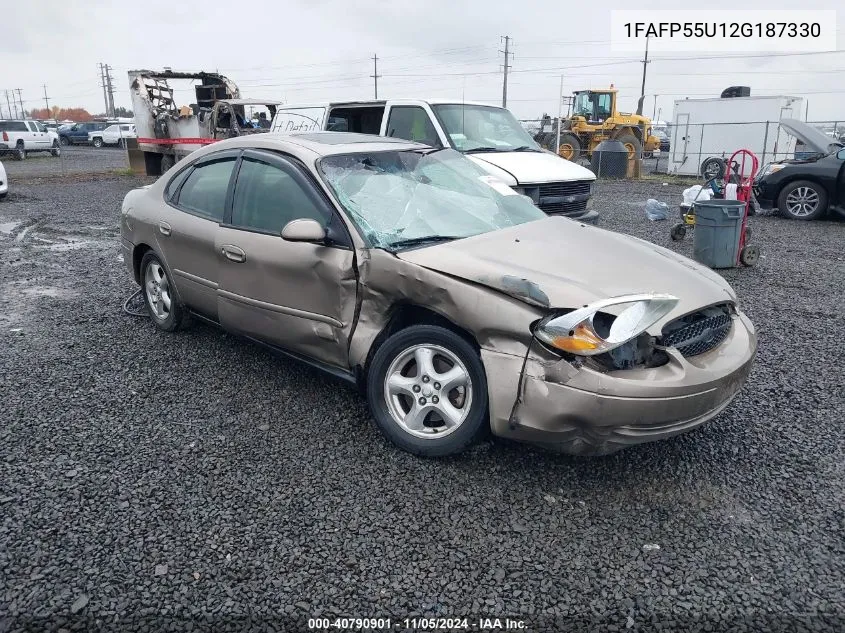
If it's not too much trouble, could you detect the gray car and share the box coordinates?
[120,132,757,457]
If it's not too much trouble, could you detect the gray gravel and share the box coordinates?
[2,145,129,179]
[0,165,843,632]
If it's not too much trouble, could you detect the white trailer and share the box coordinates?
[668,95,804,177]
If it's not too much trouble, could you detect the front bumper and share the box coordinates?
[485,310,757,455]
[752,180,776,209]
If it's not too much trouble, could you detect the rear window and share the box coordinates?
[0,121,28,132]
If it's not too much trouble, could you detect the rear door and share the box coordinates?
[673,113,689,165]
[381,102,444,147]
[158,149,240,319]
[216,149,356,369]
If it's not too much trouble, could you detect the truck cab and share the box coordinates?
[272,99,598,223]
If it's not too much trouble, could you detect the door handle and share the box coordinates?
[158,221,172,236]
[221,244,246,263]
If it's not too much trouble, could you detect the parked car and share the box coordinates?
[754,119,845,221]
[0,120,61,159]
[58,121,108,146]
[90,124,137,148]
[120,132,756,457]
[272,99,599,224]
[0,160,7,199]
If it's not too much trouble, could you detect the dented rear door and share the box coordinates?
[215,150,356,369]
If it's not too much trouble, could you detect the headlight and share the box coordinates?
[761,163,786,177]
[535,293,678,356]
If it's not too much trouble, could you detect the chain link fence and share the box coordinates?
[520,118,844,180]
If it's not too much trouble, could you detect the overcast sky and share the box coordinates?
[1,0,843,122]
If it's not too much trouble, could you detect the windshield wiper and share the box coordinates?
[464,146,500,153]
[388,235,462,250]
[511,145,541,152]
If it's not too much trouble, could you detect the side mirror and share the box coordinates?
[281,218,326,243]
[837,148,845,160]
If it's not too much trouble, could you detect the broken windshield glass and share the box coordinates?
[318,148,546,249]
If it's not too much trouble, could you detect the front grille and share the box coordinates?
[661,304,734,357]
[535,180,592,217]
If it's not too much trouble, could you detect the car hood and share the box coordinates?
[397,217,736,320]
[781,118,843,154]
[467,150,596,185]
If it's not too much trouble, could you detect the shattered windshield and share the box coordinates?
[318,148,546,250]
[432,105,541,152]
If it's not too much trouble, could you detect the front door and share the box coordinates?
[215,149,356,369]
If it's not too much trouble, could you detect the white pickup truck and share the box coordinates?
[89,123,137,148]
[271,99,598,223]
[0,120,61,160]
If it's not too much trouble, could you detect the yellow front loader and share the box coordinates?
[541,88,661,161]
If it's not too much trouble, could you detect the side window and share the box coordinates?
[26,122,37,132]
[175,157,236,221]
[597,94,612,119]
[231,157,327,235]
[165,167,192,202]
[386,106,441,147]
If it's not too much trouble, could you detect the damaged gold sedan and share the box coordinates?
[120,132,757,457]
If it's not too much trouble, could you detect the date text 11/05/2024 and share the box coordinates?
[308,617,527,630]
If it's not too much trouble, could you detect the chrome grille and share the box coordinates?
[525,180,592,216]
[661,305,734,357]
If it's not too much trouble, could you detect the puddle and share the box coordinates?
[21,286,77,299]
[0,220,22,236]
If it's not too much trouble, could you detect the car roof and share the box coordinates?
[204,132,427,157]
[277,98,502,109]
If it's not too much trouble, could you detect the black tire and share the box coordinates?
[51,140,60,157]
[118,138,126,149]
[776,180,828,221]
[139,251,190,332]
[615,133,643,160]
[701,157,725,180]
[554,133,582,161]
[92,137,103,149]
[0,192,7,200]
[14,143,25,161]
[739,245,760,267]
[59,136,69,146]
[366,325,488,457]
[159,154,175,173]
[670,223,687,241]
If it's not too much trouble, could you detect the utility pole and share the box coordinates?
[5,90,14,119]
[99,63,109,116]
[652,94,658,119]
[106,65,115,117]
[43,84,51,118]
[555,74,564,153]
[500,36,512,108]
[370,54,380,99]
[636,36,650,116]
[15,89,24,118]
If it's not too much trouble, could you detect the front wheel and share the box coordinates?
[59,136,69,146]
[777,180,828,220]
[670,223,687,241]
[739,245,760,267]
[366,325,488,457]
[92,137,103,148]
[615,134,643,160]
[51,141,60,157]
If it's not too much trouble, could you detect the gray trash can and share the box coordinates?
[692,199,745,269]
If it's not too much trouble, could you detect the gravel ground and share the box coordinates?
[2,145,129,179]
[0,164,843,633]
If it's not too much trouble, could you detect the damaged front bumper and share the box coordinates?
[484,311,757,455]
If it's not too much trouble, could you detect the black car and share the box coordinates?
[754,120,845,221]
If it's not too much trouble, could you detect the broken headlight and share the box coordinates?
[535,294,678,357]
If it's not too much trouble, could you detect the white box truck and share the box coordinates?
[668,95,804,178]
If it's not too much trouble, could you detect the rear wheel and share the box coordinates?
[777,180,828,220]
[366,325,488,457]
[140,252,190,332]
[14,143,25,161]
[739,245,760,266]
[59,136,69,146]
[670,223,687,241]
[554,133,582,161]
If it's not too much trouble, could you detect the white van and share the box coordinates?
[271,99,598,223]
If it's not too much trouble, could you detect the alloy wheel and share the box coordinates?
[785,187,819,218]
[144,261,172,320]
[382,344,473,439]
